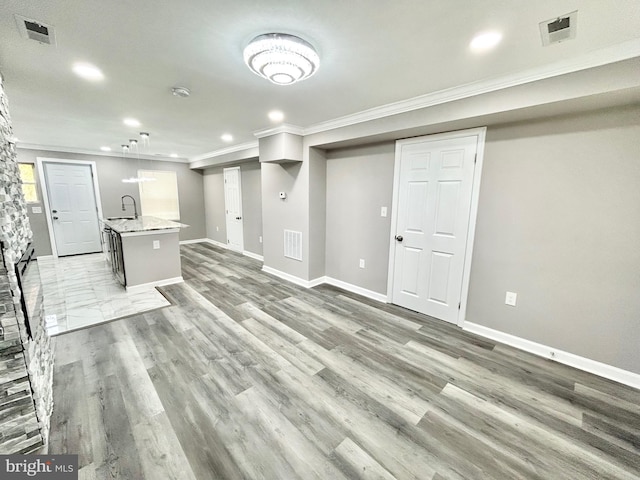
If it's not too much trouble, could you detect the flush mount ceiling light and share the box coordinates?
[244,33,319,85]
[221,133,233,142]
[470,31,503,52]
[100,146,111,152]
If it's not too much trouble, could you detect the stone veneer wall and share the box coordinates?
[0,75,54,452]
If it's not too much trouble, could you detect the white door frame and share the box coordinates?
[386,127,487,327]
[36,158,104,259]
[223,166,244,253]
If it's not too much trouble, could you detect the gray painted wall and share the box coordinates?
[203,168,226,244]
[202,161,263,256]
[17,149,206,256]
[308,147,327,280]
[322,105,640,374]
[467,106,640,374]
[325,143,395,293]
[240,162,263,256]
[261,160,308,278]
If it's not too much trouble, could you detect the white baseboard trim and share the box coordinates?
[262,266,315,288]
[463,322,640,390]
[260,267,388,303]
[323,276,387,303]
[179,238,209,245]
[203,238,229,249]
[243,250,264,262]
[126,276,184,294]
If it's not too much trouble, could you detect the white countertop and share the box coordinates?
[102,216,188,234]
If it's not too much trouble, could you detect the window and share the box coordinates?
[138,170,180,220]
[18,163,39,203]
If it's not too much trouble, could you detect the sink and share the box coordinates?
[106,216,137,221]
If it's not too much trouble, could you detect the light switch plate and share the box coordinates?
[381,206,387,217]
[505,291,517,307]
[153,240,160,249]
[31,206,42,214]
[359,259,365,268]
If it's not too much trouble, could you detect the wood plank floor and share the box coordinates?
[49,243,640,479]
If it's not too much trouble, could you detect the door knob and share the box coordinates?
[53,216,59,220]
[395,235,403,242]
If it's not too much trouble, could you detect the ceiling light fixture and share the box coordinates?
[470,31,503,52]
[72,62,104,81]
[100,146,111,152]
[268,110,284,122]
[171,86,190,98]
[123,117,141,127]
[221,133,233,142]
[244,33,319,85]
[170,153,178,158]
[120,133,156,183]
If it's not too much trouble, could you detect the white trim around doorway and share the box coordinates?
[385,127,486,327]
[36,157,105,259]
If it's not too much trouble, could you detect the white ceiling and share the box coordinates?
[1,0,639,161]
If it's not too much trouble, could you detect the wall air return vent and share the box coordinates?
[540,11,577,46]
[15,14,56,45]
[284,230,303,261]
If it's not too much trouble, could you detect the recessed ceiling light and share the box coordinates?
[123,118,141,127]
[100,146,111,152]
[470,31,503,51]
[221,133,233,142]
[170,153,178,158]
[72,62,104,81]
[268,110,284,122]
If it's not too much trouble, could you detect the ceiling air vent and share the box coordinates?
[539,11,577,46]
[15,14,56,45]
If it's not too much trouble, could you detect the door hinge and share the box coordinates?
[474,154,477,164]
[458,302,461,310]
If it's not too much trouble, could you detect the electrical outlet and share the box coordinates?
[259,236,263,243]
[359,259,365,269]
[381,206,387,217]
[31,206,42,214]
[153,240,160,249]
[216,226,219,232]
[505,291,517,306]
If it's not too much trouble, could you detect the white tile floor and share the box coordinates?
[37,253,171,335]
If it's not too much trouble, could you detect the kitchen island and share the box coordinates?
[101,216,188,291]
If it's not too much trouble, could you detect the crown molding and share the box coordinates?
[254,123,305,139]
[189,141,258,163]
[303,38,640,136]
[17,143,190,163]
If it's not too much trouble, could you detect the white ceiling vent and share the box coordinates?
[15,14,56,45]
[540,11,577,46]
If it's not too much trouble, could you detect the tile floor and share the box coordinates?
[37,253,171,335]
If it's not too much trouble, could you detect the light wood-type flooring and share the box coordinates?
[49,243,640,479]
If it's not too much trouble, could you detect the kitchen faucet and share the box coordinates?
[121,195,139,219]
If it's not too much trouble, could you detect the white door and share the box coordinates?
[223,167,244,252]
[390,133,478,324]
[43,162,102,256]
